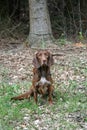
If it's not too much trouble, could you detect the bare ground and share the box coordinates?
[0,41,87,85]
[0,40,87,130]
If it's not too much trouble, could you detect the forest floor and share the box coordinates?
[0,38,87,130]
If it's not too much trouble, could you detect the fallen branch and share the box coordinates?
[52,53,64,56]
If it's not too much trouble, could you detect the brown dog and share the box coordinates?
[11,50,54,104]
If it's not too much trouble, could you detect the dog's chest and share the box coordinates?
[37,78,48,94]
[40,77,47,84]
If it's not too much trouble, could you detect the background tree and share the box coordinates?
[8,0,20,20]
[0,0,87,44]
[28,0,53,47]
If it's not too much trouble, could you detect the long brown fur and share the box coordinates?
[11,50,54,104]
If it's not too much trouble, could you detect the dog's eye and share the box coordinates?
[38,53,42,57]
[44,53,48,57]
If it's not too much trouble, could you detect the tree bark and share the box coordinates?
[28,0,53,47]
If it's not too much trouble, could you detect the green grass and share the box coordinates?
[0,83,39,129]
[0,79,87,129]
[0,54,87,129]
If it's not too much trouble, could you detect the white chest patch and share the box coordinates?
[40,77,47,84]
[35,77,51,87]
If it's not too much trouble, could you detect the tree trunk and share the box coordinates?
[28,0,53,47]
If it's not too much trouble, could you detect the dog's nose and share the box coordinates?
[43,59,46,62]
[43,59,47,64]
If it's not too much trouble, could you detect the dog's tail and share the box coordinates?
[11,89,33,100]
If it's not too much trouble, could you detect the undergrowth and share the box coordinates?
[0,78,87,129]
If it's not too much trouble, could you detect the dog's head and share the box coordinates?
[33,50,54,68]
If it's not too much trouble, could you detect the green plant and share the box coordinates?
[78,31,84,40]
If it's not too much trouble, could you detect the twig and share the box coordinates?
[52,53,64,56]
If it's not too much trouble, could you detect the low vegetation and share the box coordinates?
[0,44,87,130]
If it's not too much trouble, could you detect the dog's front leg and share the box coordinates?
[34,91,38,104]
[48,86,54,104]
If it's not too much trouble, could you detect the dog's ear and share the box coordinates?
[33,52,40,68]
[48,52,54,66]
